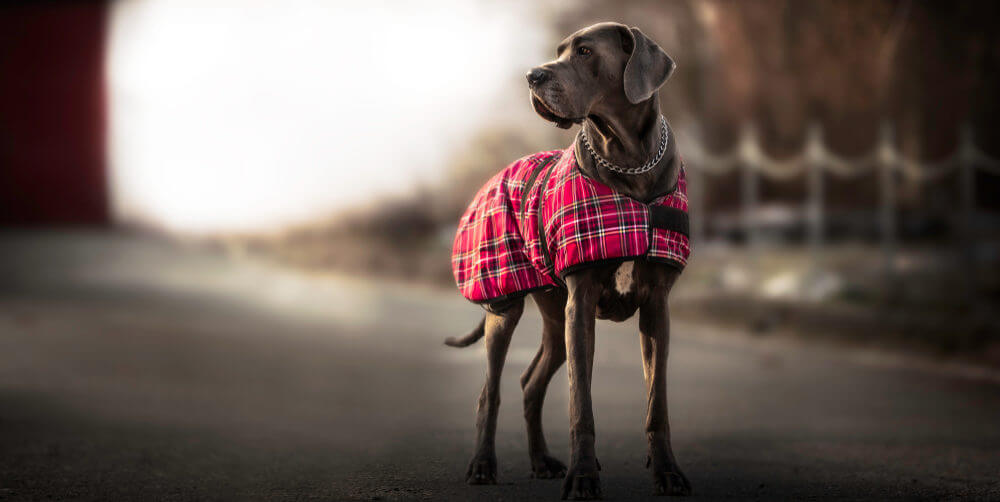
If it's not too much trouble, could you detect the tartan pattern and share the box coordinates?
[452,151,561,302]
[452,144,690,303]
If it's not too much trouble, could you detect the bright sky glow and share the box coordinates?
[107,0,544,233]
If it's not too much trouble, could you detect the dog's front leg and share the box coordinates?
[562,271,602,500]
[638,273,692,496]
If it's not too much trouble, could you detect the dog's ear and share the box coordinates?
[621,26,675,104]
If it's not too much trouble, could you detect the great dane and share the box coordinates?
[446,22,691,499]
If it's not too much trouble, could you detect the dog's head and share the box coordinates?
[526,22,676,129]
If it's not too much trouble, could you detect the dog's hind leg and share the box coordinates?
[522,290,568,479]
[465,297,524,485]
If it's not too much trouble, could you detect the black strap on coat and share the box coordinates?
[649,206,689,236]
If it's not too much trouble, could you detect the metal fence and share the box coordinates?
[682,121,1000,301]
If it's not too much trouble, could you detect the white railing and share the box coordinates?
[682,121,1000,302]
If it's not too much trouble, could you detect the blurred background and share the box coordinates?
[2,1,999,500]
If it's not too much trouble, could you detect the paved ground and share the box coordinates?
[0,231,998,501]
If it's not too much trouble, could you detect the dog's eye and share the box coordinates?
[577,47,592,57]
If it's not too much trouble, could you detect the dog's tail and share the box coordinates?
[444,315,486,348]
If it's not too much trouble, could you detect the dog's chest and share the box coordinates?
[595,260,645,321]
[613,261,635,295]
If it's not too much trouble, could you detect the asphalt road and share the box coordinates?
[0,232,998,501]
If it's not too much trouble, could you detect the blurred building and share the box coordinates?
[0,2,110,226]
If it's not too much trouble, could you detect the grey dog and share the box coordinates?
[446,22,691,499]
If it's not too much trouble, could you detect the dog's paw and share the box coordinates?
[652,471,691,496]
[560,462,602,500]
[647,455,692,496]
[465,454,497,485]
[530,454,567,479]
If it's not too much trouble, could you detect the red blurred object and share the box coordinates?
[0,2,110,226]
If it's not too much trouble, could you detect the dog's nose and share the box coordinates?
[526,67,550,87]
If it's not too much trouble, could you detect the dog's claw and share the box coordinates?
[561,474,602,500]
[652,471,692,496]
[531,454,567,479]
[465,455,497,485]
[561,463,602,500]
[647,455,692,496]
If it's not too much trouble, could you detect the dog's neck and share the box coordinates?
[574,94,679,203]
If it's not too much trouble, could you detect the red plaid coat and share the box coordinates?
[452,144,690,304]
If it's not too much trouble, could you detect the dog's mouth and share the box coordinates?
[530,93,582,130]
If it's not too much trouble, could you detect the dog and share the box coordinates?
[446,22,692,499]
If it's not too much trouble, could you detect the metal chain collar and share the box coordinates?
[579,115,668,175]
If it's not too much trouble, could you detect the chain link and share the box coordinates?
[579,116,668,175]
